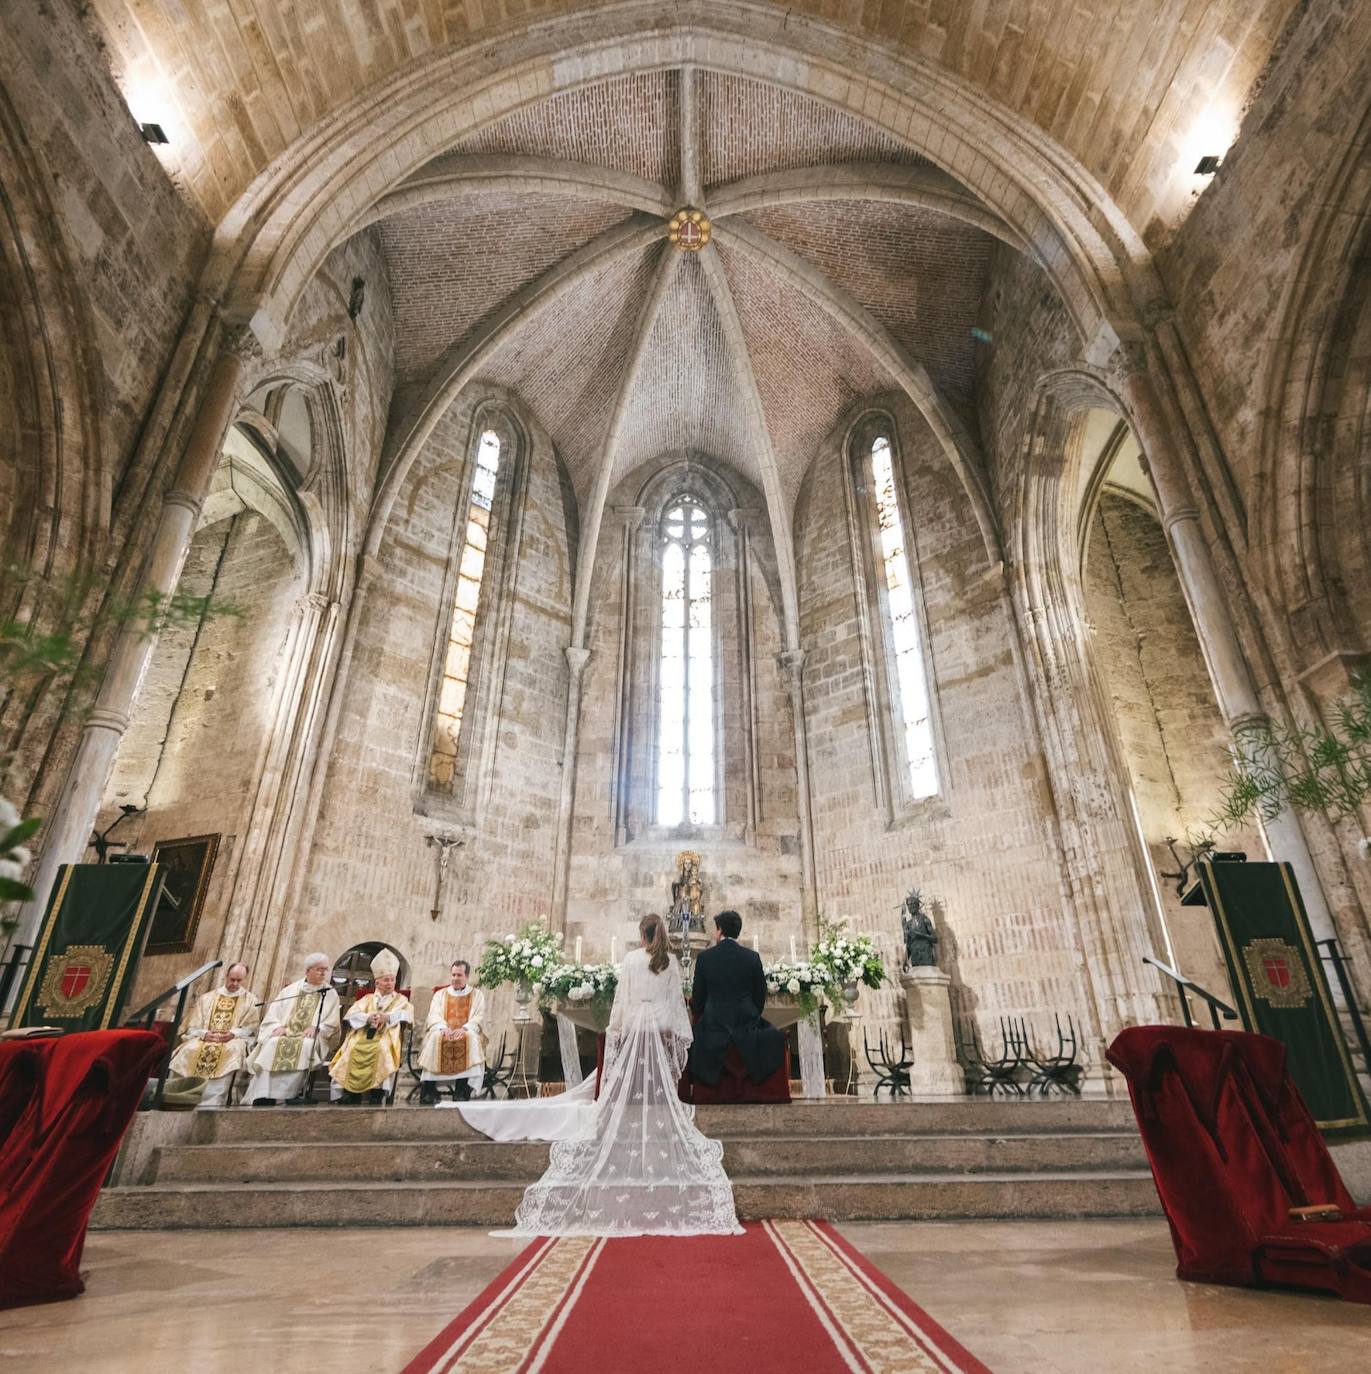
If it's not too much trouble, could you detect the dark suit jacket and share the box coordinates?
[688,938,786,1084]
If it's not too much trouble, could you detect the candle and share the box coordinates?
[610,936,617,964]
[751,934,759,953]
[789,935,797,962]
[574,935,583,965]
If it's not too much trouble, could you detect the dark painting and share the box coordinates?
[145,834,220,955]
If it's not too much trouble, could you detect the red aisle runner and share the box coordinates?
[401,1221,992,1374]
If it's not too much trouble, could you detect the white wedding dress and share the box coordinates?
[498,948,743,1238]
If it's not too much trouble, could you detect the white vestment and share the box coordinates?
[496,948,742,1238]
[243,978,341,1103]
[418,986,486,1084]
[166,985,259,1107]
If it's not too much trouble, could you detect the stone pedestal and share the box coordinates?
[900,968,966,1098]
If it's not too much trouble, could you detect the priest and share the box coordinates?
[243,952,342,1106]
[329,948,413,1104]
[417,959,486,1104]
[167,961,260,1107]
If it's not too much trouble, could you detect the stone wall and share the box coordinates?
[98,511,305,1005]
[1084,493,1261,1000]
[283,388,573,997]
[796,395,1093,1047]
[566,460,804,963]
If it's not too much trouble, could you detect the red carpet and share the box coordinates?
[401,1221,992,1373]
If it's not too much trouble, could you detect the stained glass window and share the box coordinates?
[429,428,501,788]
[870,436,938,799]
[657,498,716,825]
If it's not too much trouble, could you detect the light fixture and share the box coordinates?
[1194,154,1222,175]
[139,121,169,145]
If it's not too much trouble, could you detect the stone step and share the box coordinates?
[149,1130,1145,1185]
[91,1170,1160,1230]
[191,1098,1140,1144]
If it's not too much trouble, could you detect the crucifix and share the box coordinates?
[426,832,464,922]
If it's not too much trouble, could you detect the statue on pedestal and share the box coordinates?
[900,889,938,970]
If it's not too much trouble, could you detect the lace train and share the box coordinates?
[503,992,742,1238]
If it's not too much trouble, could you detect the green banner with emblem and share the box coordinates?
[13,862,165,1032]
[1198,860,1369,1138]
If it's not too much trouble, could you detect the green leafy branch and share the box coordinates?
[1184,675,1371,857]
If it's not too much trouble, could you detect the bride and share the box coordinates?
[500,914,742,1238]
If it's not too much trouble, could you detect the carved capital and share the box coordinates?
[296,591,333,616]
[778,648,806,693]
[565,646,591,677]
[162,488,204,521]
[1162,506,1201,539]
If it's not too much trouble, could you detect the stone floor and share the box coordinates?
[2,1220,1367,1373]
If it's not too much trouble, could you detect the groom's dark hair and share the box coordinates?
[714,911,742,939]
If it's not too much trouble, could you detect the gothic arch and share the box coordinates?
[1255,99,1371,672]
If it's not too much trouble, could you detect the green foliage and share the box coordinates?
[1188,676,1371,854]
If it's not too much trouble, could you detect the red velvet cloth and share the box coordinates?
[0,1029,165,1309]
[1107,1025,1371,1303]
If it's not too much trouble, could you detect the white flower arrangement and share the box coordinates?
[476,920,564,991]
[540,961,619,1012]
[810,921,888,998]
[762,959,829,1016]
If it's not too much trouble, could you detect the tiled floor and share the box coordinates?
[2,1220,1367,1373]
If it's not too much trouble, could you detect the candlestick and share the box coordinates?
[574,935,583,964]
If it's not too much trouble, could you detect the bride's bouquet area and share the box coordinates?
[476,921,563,992]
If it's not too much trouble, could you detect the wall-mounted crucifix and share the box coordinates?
[425,831,464,922]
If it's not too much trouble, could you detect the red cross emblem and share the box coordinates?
[1262,955,1292,991]
[678,219,703,249]
[60,962,93,999]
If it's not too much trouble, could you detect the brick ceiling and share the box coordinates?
[372,70,994,508]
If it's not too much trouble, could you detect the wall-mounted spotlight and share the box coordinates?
[139,122,169,145]
[1194,154,1222,175]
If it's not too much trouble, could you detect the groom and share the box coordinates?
[688,911,786,1085]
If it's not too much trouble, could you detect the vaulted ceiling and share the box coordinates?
[367,68,996,521]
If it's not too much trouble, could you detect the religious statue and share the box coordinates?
[671,851,704,919]
[900,889,939,970]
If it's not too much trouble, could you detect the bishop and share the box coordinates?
[330,948,413,1104]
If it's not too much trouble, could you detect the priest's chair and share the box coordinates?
[1108,1025,1371,1304]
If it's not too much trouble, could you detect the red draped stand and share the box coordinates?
[592,1026,791,1104]
[0,1029,165,1309]
[1107,1025,1371,1303]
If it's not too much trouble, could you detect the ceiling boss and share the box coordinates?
[667,207,712,252]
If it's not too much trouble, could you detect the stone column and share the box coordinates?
[551,646,591,927]
[780,648,818,938]
[900,968,966,1097]
[1118,356,1336,941]
[16,330,252,947]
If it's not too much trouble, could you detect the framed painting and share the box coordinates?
[144,833,220,956]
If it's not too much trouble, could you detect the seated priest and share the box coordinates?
[166,961,260,1107]
[244,952,343,1105]
[329,949,413,1104]
[418,959,486,1104]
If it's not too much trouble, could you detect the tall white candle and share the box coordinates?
[789,935,797,962]
[610,936,617,964]
[574,935,583,964]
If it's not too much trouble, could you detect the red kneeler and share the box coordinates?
[0,1029,165,1309]
[1107,1025,1371,1304]
[593,1032,791,1103]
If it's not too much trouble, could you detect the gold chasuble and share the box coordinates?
[168,986,260,1081]
[440,991,474,1074]
[329,991,412,1093]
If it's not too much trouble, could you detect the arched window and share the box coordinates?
[657,496,716,826]
[868,434,938,800]
[429,427,502,789]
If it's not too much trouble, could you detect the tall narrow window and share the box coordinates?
[429,428,501,788]
[657,498,716,825]
[870,435,938,799]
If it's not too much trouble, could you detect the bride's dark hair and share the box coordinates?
[640,913,670,974]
